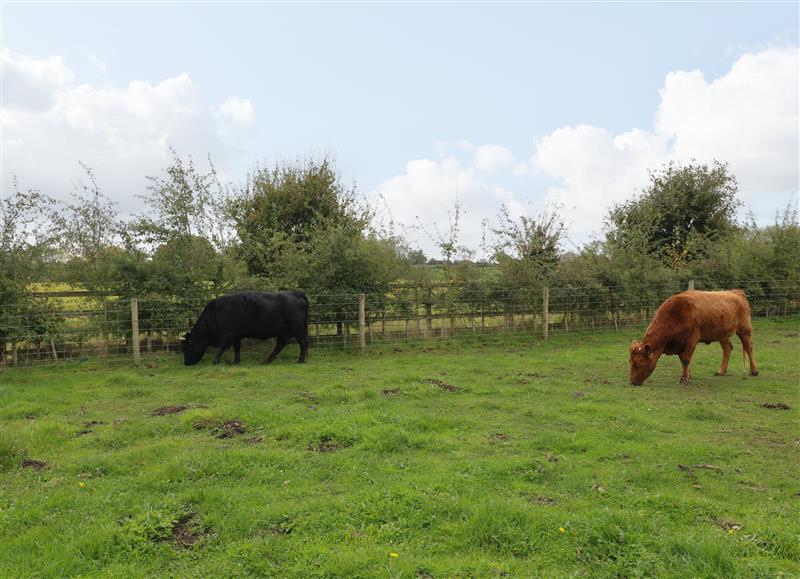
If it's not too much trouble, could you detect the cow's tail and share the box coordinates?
[291,290,310,327]
[291,290,309,309]
[735,288,751,372]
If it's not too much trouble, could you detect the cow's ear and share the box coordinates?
[643,344,652,356]
[630,340,639,349]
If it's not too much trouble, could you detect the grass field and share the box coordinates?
[1,318,798,578]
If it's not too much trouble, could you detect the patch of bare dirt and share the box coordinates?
[492,432,510,442]
[584,378,611,385]
[382,388,400,396]
[245,436,263,445]
[21,459,47,471]
[574,391,586,398]
[307,434,350,453]
[215,419,246,439]
[714,518,743,532]
[168,513,208,548]
[762,402,790,410]
[516,371,544,384]
[83,420,106,427]
[266,525,292,535]
[678,463,723,477]
[533,496,557,505]
[192,418,216,430]
[153,405,189,416]
[599,453,630,462]
[422,378,460,392]
[152,404,207,416]
[75,429,93,437]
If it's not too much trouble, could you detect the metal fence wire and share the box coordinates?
[1,280,798,367]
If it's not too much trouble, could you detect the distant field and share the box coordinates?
[1,318,798,577]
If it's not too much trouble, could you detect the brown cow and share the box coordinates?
[629,289,758,385]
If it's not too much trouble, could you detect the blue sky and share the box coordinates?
[3,2,798,255]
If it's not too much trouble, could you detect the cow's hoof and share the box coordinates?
[714,371,726,376]
[751,370,759,376]
[679,378,690,385]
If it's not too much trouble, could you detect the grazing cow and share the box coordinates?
[181,291,309,366]
[629,289,758,385]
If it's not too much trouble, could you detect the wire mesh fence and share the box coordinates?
[1,280,798,368]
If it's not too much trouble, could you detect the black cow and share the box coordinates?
[181,291,309,366]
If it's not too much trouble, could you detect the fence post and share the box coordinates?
[688,279,695,291]
[131,297,141,365]
[543,287,550,341]
[358,293,366,353]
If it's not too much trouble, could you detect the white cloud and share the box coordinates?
[532,46,799,240]
[219,96,255,125]
[1,49,73,110]
[474,144,514,173]
[87,52,107,75]
[375,47,798,256]
[372,155,527,258]
[1,51,255,213]
[655,47,798,195]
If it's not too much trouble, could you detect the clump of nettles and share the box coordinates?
[0,435,20,472]
[117,505,210,551]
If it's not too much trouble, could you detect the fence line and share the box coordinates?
[2,280,799,367]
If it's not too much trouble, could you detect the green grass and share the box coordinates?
[1,318,798,578]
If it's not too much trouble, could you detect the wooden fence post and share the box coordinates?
[131,297,141,365]
[358,293,366,353]
[543,287,550,341]
[688,279,695,291]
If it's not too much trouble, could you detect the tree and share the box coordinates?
[0,180,54,301]
[0,180,59,358]
[231,157,367,277]
[491,203,566,289]
[51,163,120,292]
[132,148,233,251]
[407,249,427,265]
[606,160,741,270]
[128,149,241,297]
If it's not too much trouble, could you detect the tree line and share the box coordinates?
[1,151,798,351]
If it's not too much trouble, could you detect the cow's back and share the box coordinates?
[211,291,307,340]
[654,290,750,343]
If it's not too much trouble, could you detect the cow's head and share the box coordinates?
[180,331,208,366]
[629,340,656,385]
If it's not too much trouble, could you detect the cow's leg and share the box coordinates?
[678,342,697,384]
[715,337,733,376]
[296,336,309,363]
[232,339,241,364]
[212,338,231,365]
[293,324,309,363]
[737,328,758,376]
[264,336,287,364]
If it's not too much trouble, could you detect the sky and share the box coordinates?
[2,2,798,258]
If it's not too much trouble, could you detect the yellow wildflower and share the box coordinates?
[559,527,566,534]
[389,552,399,558]
[78,481,86,488]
